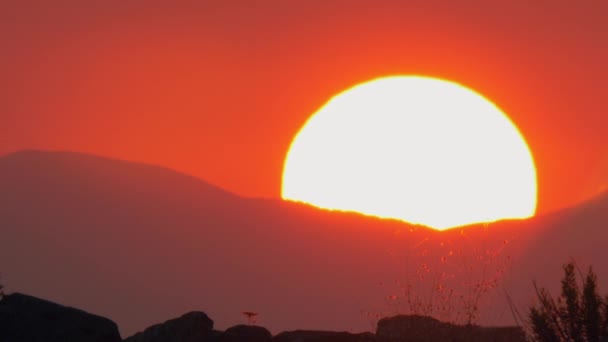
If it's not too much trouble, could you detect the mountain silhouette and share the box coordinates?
[0,150,606,336]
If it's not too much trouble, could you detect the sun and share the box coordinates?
[281,76,537,230]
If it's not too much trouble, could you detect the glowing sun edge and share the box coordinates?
[281,75,538,230]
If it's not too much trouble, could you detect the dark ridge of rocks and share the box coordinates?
[123,311,214,342]
[0,292,527,341]
[219,324,272,342]
[0,292,121,342]
[376,315,526,342]
[272,330,377,342]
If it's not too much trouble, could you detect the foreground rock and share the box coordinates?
[219,324,272,341]
[0,292,528,341]
[124,311,214,342]
[0,292,121,342]
[376,315,525,342]
[273,330,376,342]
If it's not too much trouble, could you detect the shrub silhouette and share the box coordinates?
[529,262,608,342]
[364,227,511,327]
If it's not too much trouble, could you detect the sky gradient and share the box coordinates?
[2,0,608,215]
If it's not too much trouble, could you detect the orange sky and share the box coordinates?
[2,1,608,215]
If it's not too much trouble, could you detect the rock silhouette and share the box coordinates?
[124,311,215,342]
[219,324,272,342]
[272,330,377,342]
[0,292,529,341]
[376,315,525,342]
[0,293,121,342]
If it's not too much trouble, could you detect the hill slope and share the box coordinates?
[0,150,606,336]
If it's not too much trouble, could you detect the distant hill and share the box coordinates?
[0,150,606,336]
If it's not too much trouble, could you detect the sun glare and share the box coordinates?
[282,76,537,230]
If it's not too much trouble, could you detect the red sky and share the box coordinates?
[2,1,608,215]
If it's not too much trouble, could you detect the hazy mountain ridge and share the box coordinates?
[0,150,606,336]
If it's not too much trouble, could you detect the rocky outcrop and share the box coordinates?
[273,330,376,342]
[376,315,525,342]
[0,292,121,342]
[0,292,528,342]
[124,311,214,342]
[219,324,272,342]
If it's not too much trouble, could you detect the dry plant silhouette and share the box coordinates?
[363,226,513,327]
[242,311,259,325]
[528,261,608,342]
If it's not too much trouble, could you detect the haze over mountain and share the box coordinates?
[0,150,606,336]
